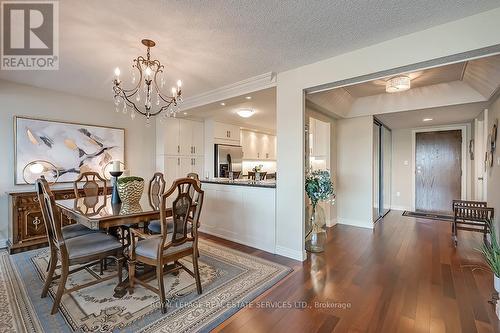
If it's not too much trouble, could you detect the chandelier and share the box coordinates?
[112,39,182,122]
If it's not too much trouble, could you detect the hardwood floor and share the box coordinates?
[206,211,500,333]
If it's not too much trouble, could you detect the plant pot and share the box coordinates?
[494,275,500,293]
[305,205,326,253]
[117,178,144,205]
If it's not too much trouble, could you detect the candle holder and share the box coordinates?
[110,171,123,204]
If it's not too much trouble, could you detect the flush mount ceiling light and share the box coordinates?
[220,102,226,106]
[245,96,252,100]
[237,108,255,118]
[423,118,433,122]
[385,75,411,93]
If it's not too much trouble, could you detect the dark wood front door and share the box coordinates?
[415,130,462,214]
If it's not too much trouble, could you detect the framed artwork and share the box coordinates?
[15,116,125,184]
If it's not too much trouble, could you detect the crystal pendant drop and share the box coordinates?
[160,77,165,88]
[122,103,127,114]
[135,93,141,102]
[156,93,160,106]
[114,96,120,106]
[131,111,136,120]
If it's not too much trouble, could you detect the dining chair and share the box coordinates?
[147,173,167,234]
[128,178,204,313]
[40,176,99,272]
[148,172,200,234]
[229,171,241,179]
[73,172,108,198]
[36,178,124,315]
[248,171,267,180]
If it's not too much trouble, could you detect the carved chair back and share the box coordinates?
[148,172,166,210]
[73,172,108,198]
[36,178,66,255]
[158,178,204,256]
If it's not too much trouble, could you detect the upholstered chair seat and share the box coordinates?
[62,223,98,239]
[135,237,193,259]
[65,232,123,260]
[148,218,194,234]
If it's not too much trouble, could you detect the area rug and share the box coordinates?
[0,240,291,332]
[402,210,454,222]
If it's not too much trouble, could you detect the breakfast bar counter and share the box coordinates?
[199,179,276,253]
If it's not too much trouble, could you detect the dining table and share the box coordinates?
[56,193,168,297]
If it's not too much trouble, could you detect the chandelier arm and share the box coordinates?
[120,92,148,116]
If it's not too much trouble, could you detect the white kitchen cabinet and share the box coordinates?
[214,122,240,144]
[163,156,204,189]
[191,121,204,155]
[241,129,276,160]
[161,118,180,155]
[309,117,329,157]
[158,118,204,156]
[199,182,276,253]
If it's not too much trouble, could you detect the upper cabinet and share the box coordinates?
[241,129,276,160]
[157,118,204,156]
[214,122,240,145]
[309,117,330,158]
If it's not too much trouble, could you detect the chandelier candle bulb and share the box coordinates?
[114,67,121,78]
[172,87,177,97]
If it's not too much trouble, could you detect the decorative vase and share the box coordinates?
[495,275,500,293]
[305,204,326,253]
[117,177,144,205]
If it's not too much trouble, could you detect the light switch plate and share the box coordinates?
[404,160,409,166]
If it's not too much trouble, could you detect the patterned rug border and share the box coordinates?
[1,239,292,333]
[139,240,293,333]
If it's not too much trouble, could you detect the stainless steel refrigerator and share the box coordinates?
[214,144,243,178]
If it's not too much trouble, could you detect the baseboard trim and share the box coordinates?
[0,239,8,249]
[199,228,276,255]
[391,206,411,211]
[337,218,374,229]
[275,245,306,261]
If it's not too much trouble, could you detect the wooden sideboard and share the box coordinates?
[7,187,109,254]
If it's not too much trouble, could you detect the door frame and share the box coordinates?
[411,125,467,211]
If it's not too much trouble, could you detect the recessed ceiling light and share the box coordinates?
[220,102,226,106]
[237,108,255,118]
[386,76,411,93]
[245,96,252,100]
[183,112,188,115]
[423,118,433,122]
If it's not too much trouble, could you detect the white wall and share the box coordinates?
[275,8,500,261]
[0,80,156,245]
[488,95,500,229]
[336,116,373,228]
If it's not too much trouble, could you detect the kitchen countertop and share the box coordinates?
[201,178,276,188]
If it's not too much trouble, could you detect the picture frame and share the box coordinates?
[14,116,125,184]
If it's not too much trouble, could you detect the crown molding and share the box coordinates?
[179,72,276,111]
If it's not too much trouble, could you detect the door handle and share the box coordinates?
[177,145,180,154]
[177,158,180,165]
[478,177,484,180]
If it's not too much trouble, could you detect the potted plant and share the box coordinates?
[304,169,335,253]
[480,220,500,292]
[253,164,264,181]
